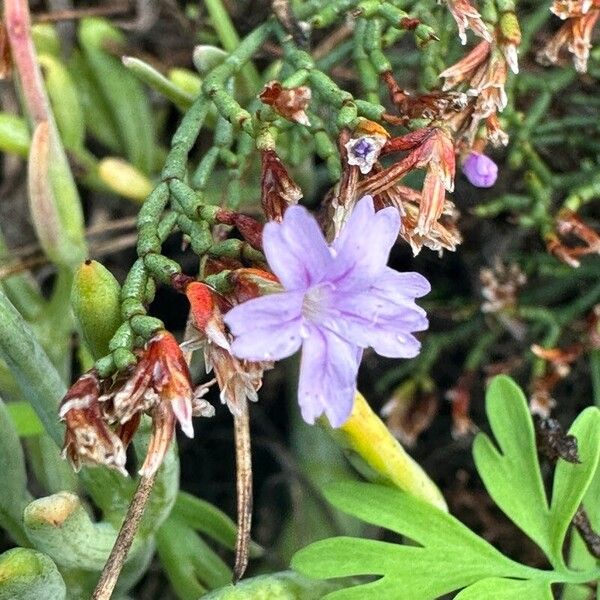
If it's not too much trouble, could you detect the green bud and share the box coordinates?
[0,548,66,600]
[192,45,228,75]
[168,67,202,96]
[414,23,439,47]
[0,113,30,157]
[98,157,153,202]
[71,260,122,359]
[27,121,87,268]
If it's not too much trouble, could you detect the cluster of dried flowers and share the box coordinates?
[60,331,212,477]
[539,0,600,72]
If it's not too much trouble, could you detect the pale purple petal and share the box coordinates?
[263,205,333,290]
[373,268,431,300]
[329,196,401,290]
[370,331,422,358]
[224,291,304,361]
[331,289,428,357]
[297,325,359,427]
[224,291,303,334]
[230,320,302,361]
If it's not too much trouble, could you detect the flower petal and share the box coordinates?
[297,325,359,427]
[263,205,333,290]
[331,283,429,358]
[370,331,422,358]
[330,196,401,289]
[225,291,304,361]
[373,268,432,300]
[230,319,303,361]
[224,291,303,334]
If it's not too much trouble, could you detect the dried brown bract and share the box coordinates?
[259,80,311,125]
[480,261,526,313]
[261,149,303,221]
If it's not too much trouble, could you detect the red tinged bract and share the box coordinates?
[60,331,197,477]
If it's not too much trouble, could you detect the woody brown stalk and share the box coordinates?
[233,399,253,582]
[91,473,157,600]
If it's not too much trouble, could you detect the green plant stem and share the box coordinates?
[203,0,261,93]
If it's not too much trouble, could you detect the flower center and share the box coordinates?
[351,138,373,159]
[302,283,334,324]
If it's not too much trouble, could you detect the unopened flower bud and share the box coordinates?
[462,152,498,187]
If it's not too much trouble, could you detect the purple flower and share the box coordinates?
[345,135,386,174]
[223,197,430,427]
[462,152,498,188]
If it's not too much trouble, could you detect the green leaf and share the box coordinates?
[474,377,600,568]
[0,399,32,546]
[549,407,600,565]
[292,378,600,599]
[453,577,553,599]
[473,376,552,556]
[156,516,231,599]
[292,482,536,600]
[5,401,44,437]
[172,491,263,557]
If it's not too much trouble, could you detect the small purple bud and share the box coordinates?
[462,152,498,188]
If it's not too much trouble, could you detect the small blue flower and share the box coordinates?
[224,197,430,427]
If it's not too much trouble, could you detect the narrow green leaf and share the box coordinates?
[473,376,551,556]
[172,491,263,557]
[156,516,231,599]
[5,401,44,437]
[454,577,553,599]
[122,56,194,112]
[0,399,32,546]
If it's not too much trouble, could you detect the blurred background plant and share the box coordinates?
[0,0,598,598]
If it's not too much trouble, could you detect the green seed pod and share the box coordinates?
[38,53,85,151]
[0,548,66,600]
[0,113,30,157]
[71,260,122,359]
